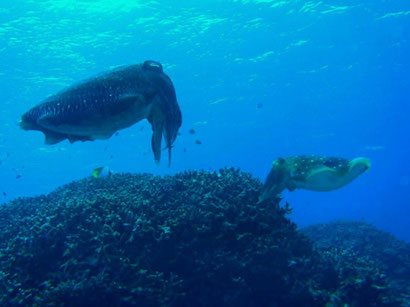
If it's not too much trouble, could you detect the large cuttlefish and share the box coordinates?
[20,60,182,165]
[259,155,370,202]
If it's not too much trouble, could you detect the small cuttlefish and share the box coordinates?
[259,155,370,203]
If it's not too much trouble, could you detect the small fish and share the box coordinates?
[364,145,384,151]
[183,147,187,152]
[194,140,202,145]
[3,192,6,196]
[257,103,263,109]
[189,129,196,134]
[92,166,112,178]
[16,174,22,179]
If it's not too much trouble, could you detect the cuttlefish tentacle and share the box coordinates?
[148,99,166,165]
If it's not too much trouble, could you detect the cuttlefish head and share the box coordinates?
[144,61,182,166]
[258,158,291,203]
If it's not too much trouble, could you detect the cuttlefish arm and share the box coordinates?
[163,122,178,168]
[147,94,181,166]
[162,141,173,168]
[150,119,164,165]
[148,99,166,165]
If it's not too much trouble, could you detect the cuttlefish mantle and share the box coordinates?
[259,155,371,203]
[19,60,182,166]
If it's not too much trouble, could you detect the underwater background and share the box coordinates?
[1,0,409,243]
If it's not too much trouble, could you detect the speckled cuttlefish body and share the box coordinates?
[20,60,182,165]
[259,155,371,202]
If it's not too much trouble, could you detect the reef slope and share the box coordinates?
[303,220,410,305]
[0,169,407,306]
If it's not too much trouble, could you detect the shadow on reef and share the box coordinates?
[0,169,407,306]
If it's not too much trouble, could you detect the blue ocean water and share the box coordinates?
[0,0,409,241]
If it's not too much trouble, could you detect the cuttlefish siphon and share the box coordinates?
[20,60,182,166]
[259,155,370,202]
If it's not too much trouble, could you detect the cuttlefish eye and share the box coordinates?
[143,60,163,72]
[273,157,286,167]
[360,164,370,173]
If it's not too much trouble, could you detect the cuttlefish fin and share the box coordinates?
[68,135,93,143]
[44,130,66,145]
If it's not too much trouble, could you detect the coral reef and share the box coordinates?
[303,221,410,306]
[0,169,408,306]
